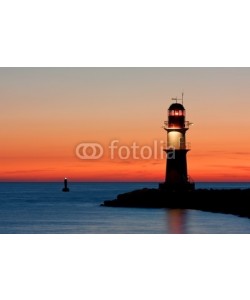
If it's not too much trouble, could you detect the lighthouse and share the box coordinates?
[159,95,195,191]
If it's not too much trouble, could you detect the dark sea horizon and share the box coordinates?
[0,181,250,234]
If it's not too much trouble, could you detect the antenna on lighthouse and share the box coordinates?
[171,93,184,104]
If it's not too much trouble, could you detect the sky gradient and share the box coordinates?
[1,67,250,182]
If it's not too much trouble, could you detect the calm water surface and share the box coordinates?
[0,182,250,234]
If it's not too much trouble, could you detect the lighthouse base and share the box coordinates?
[159,181,195,192]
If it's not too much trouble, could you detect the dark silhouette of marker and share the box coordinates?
[62,177,70,192]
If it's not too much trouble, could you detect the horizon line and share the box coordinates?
[0,180,250,183]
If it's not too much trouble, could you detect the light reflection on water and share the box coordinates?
[166,209,187,234]
[166,208,250,234]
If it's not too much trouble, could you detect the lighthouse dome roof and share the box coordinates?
[168,103,185,110]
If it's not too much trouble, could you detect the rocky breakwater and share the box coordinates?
[101,188,250,219]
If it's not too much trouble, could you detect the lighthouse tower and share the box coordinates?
[159,95,195,191]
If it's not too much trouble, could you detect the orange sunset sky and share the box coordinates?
[1,67,250,182]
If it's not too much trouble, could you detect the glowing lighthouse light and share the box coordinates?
[160,94,195,192]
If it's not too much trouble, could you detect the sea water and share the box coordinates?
[0,182,250,234]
